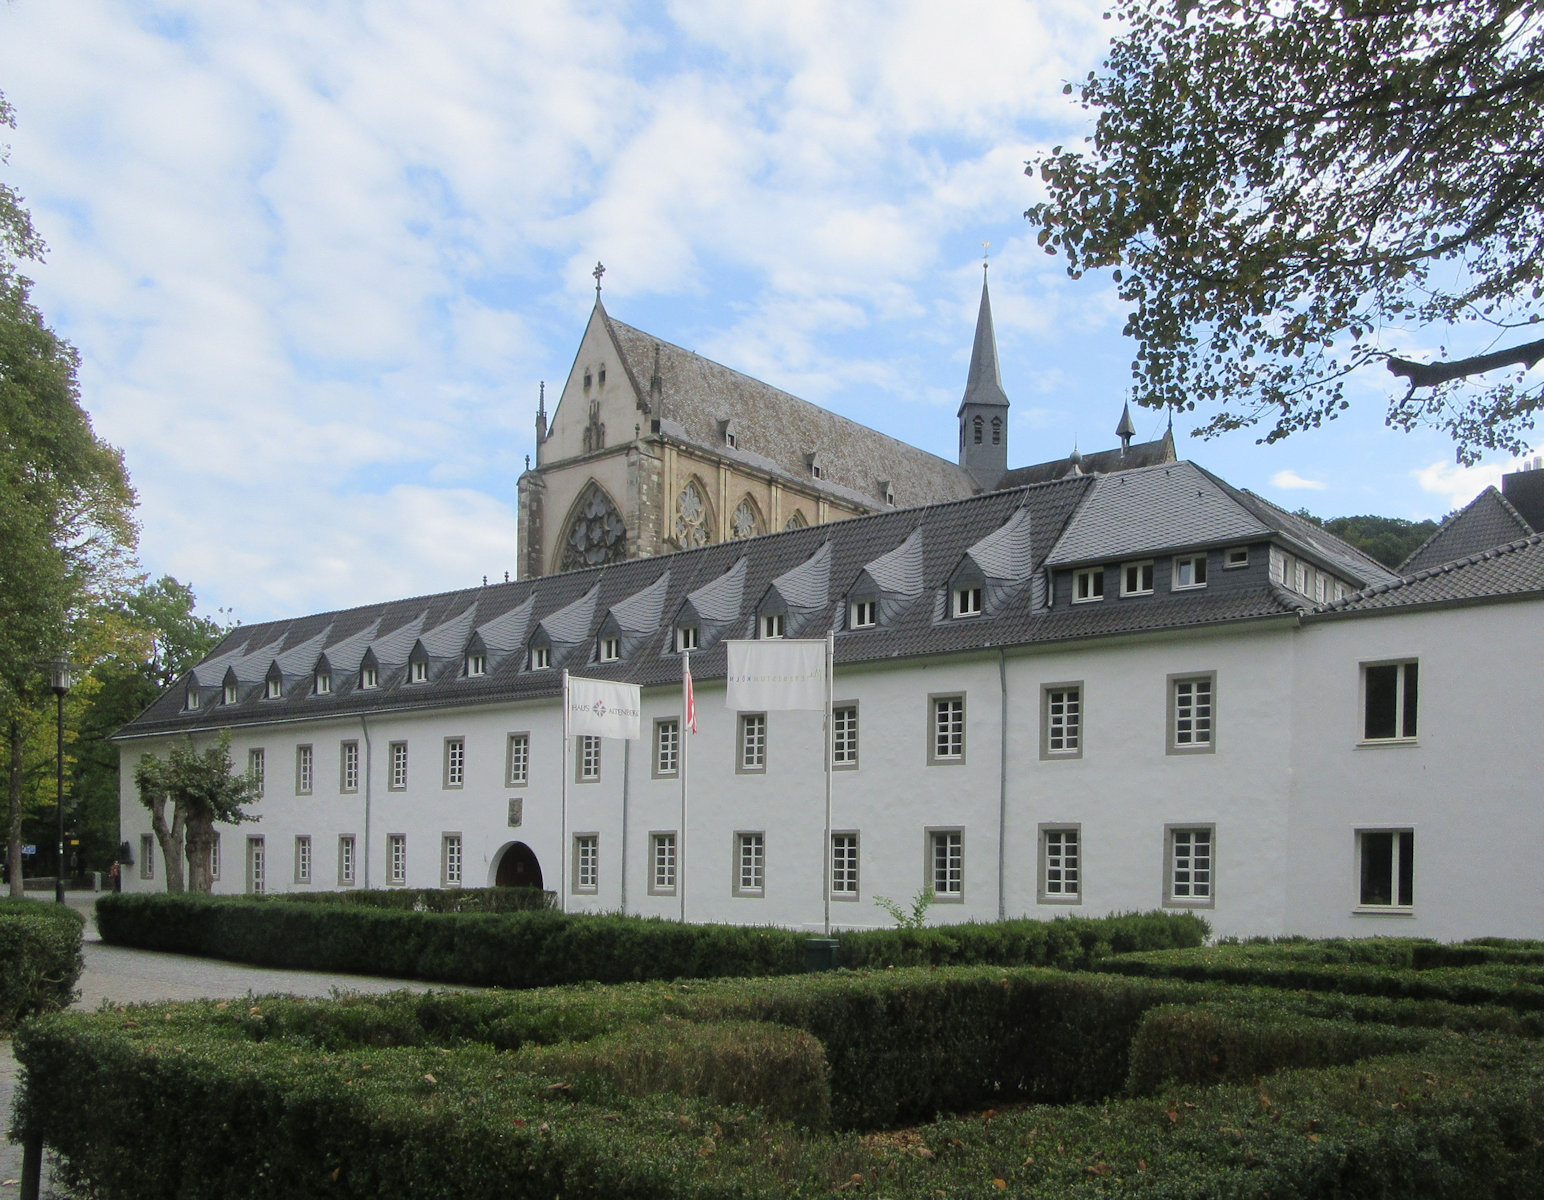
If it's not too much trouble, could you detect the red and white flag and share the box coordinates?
[683,659,697,734]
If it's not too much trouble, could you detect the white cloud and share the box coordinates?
[1271,469,1328,491]
[1414,449,1541,513]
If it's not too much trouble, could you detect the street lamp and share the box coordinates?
[49,658,71,904]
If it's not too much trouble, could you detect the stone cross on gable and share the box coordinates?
[593,261,605,296]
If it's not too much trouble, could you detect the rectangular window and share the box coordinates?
[265,675,283,699]
[1168,673,1216,754]
[529,645,551,670]
[650,832,677,895]
[340,740,360,793]
[654,718,680,777]
[389,741,408,790]
[443,737,465,789]
[465,653,486,677]
[248,748,265,797]
[952,585,984,617]
[1362,660,1418,742]
[1121,560,1155,596]
[139,833,155,880]
[295,744,313,795]
[734,831,765,896]
[186,685,200,710]
[761,612,785,639]
[1039,825,1080,903]
[929,829,963,900]
[1165,825,1215,906]
[676,625,698,653]
[410,659,429,683]
[360,664,379,689]
[929,694,965,763]
[507,796,523,827]
[832,704,859,769]
[210,832,221,881]
[1224,546,1249,569]
[573,834,598,893]
[506,732,529,786]
[338,835,356,887]
[387,833,407,885]
[1172,553,1208,590]
[1041,684,1082,759]
[738,713,767,773]
[224,680,238,704]
[1073,567,1104,603]
[315,670,332,695]
[246,836,266,895]
[849,598,877,629]
[1357,829,1414,910]
[442,833,463,888]
[577,735,601,781]
[294,835,312,885]
[598,635,620,662]
[831,832,859,899]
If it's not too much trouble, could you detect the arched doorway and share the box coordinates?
[493,841,544,889]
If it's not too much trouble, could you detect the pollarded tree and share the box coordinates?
[1027,0,1544,463]
[133,733,260,894]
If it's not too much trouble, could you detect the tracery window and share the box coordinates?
[784,510,808,531]
[675,481,713,548]
[731,497,760,540]
[559,482,627,571]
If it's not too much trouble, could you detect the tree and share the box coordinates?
[72,578,235,874]
[1290,509,1444,569]
[1027,0,1544,463]
[133,733,260,893]
[1,89,138,893]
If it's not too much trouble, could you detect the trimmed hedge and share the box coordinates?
[14,962,1544,1199]
[95,893,1205,987]
[0,898,84,1031]
[275,886,554,913]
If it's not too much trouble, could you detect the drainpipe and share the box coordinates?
[620,738,631,913]
[997,648,1008,921]
[360,715,373,890]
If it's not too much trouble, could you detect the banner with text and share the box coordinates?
[725,639,827,711]
[568,675,643,739]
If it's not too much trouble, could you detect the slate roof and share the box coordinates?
[995,432,1176,489]
[1317,534,1544,615]
[1399,487,1533,574]
[957,277,1010,413]
[604,309,979,511]
[120,460,1489,741]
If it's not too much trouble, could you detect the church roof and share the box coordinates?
[995,431,1176,489]
[602,308,978,511]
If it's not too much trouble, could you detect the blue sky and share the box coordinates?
[1,0,1533,625]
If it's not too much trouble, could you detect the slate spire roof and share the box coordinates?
[957,271,1010,415]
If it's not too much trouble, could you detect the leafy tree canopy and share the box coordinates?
[1028,0,1544,463]
[134,732,260,893]
[1292,509,1444,568]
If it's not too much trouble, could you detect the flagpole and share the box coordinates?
[680,650,690,924]
[560,668,569,915]
[823,630,834,937]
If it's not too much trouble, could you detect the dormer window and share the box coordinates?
[879,480,895,506]
[410,659,429,684]
[224,681,238,705]
[1121,561,1155,596]
[807,451,826,480]
[186,685,201,710]
[761,613,785,639]
[530,645,551,670]
[465,653,487,677]
[264,675,283,700]
[599,636,620,662]
[952,585,984,618]
[360,664,379,690]
[1073,567,1104,603]
[1225,546,1249,569]
[1173,553,1208,590]
[850,599,877,629]
[676,625,699,653]
[721,418,739,449]
[315,671,332,695]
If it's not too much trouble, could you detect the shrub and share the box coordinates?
[0,899,84,1030]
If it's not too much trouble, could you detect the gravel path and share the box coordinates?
[2,894,466,1198]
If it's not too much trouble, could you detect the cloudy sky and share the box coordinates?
[1,1,1533,625]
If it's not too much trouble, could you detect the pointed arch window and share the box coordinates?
[675,480,713,549]
[991,416,1002,446]
[730,496,761,540]
[973,416,983,445]
[559,481,627,571]
[783,510,808,531]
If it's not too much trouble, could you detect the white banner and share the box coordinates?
[567,675,643,739]
[725,639,827,711]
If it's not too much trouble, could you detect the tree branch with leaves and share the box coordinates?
[1027,0,1544,463]
[132,733,260,894]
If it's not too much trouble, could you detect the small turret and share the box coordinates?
[535,381,548,444]
[1116,401,1137,456]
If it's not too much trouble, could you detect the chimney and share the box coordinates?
[1501,456,1544,532]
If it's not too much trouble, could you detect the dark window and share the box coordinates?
[1364,662,1418,740]
[1360,830,1413,906]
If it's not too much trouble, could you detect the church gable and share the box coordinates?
[539,303,645,463]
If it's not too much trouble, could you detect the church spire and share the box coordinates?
[957,258,1010,488]
[1116,400,1137,455]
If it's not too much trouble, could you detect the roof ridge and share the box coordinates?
[1320,531,1544,611]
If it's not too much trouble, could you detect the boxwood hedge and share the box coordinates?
[0,898,84,1031]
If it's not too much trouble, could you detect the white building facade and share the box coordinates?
[117,461,1544,940]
